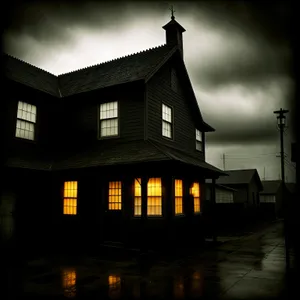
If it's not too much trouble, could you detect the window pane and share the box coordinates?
[190,182,200,197]
[196,141,202,151]
[175,179,183,196]
[108,181,122,210]
[101,119,118,137]
[175,197,183,214]
[100,101,118,120]
[162,104,172,122]
[162,121,172,138]
[15,120,35,140]
[196,129,202,142]
[148,178,162,196]
[194,197,200,213]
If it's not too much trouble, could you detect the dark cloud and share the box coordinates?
[190,45,292,89]
[205,117,278,146]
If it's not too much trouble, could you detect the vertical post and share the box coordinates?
[211,178,217,242]
[274,108,290,269]
[222,154,226,171]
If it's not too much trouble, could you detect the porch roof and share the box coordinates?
[51,139,226,176]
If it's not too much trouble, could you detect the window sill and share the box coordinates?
[132,215,164,219]
[174,214,185,218]
[162,135,174,141]
[14,136,37,144]
[98,135,120,140]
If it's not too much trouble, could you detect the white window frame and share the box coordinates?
[162,103,173,139]
[15,101,37,141]
[196,129,203,151]
[99,101,119,138]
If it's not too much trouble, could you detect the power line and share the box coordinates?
[224,152,278,157]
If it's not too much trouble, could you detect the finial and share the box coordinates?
[169,5,175,20]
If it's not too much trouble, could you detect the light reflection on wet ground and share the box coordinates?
[9,220,296,299]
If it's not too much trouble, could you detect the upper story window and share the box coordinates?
[99,101,118,137]
[196,129,203,151]
[162,103,173,139]
[15,101,37,141]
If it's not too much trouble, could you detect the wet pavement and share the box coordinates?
[6,220,296,299]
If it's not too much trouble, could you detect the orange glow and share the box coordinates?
[174,276,185,298]
[62,269,76,298]
[191,271,203,296]
[108,275,121,299]
[190,182,200,213]
[148,178,162,196]
[108,181,122,210]
[134,178,162,216]
[175,179,183,215]
[148,178,162,216]
[134,178,141,216]
[63,181,77,215]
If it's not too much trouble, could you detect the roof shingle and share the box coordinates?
[57,44,174,97]
[4,54,60,97]
[4,44,176,99]
[216,169,259,185]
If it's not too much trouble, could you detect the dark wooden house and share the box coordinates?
[2,16,226,253]
[216,169,263,207]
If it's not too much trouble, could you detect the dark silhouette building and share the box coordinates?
[2,16,226,252]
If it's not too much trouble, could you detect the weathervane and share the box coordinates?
[169,5,175,20]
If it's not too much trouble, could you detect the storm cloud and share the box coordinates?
[3,1,296,181]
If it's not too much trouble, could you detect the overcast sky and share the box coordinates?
[4,1,296,182]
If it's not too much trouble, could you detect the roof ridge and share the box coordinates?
[58,44,167,76]
[4,53,57,77]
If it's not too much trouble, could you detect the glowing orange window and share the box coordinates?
[63,181,78,215]
[190,182,200,213]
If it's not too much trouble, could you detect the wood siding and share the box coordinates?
[146,61,205,159]
[57,81,145,151]
[3,79,59,161]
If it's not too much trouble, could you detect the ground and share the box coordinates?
[4,220,297,299]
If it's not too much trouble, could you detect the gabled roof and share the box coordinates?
[58,44,176,97]
[216,169,263,190]
[4,44,176,98]
[206,182,237,192]
[260,180,282,194]
[4,53,60,97]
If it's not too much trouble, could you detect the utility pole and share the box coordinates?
[222,153,226,170]
[263,167,266,180]
[274,108,290,269]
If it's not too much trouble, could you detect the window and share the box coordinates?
[63,181,78,215]
[15,101,37,140]
[108,275,121,298]
[196,129,203,151]
[162,104,173,139]
[175,179,183,215]
[190,182,200,213]
[148,178,162,216]
[134,178,142,216]
[108,181,122,210]
[99,101,118,137]
[133,177,162,216]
